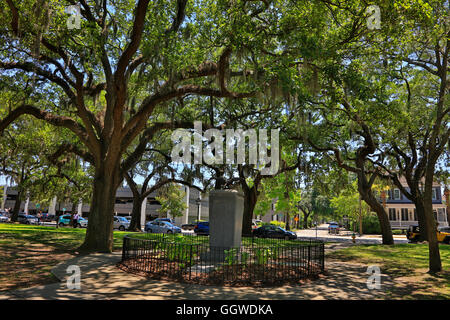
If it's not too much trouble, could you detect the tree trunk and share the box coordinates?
[302,212,310,229]
[423,196,441,272]
[128,196,143,232]
[78,163,121,253]
[242,186,257,237]
[359,215,363,236]
[424,169,442,273]
[414,200,428,241]
[70,202,77,227]
[285,212,290,231]
[359,196,363,235]
[11,188,22,222]
[361,192,394,245]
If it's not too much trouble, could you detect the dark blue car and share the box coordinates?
[194,221,209,235]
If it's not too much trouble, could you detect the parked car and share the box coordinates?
[145,220,181,234]
[0,214,9,222]
[252,219,262,230]
[194,221,209,235]
[114,216,130,231]
[18,213,39,225]
[328,222,340,234]
[181,223,196,231]
[58,214,88,228]
[252,224,297,240]
[407,225,450,244]
[40,213,55,222]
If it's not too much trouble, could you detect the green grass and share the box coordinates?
[328,243,450,275]
[0,223,142,291]
[0,223,139,251]
[130,232,318,248]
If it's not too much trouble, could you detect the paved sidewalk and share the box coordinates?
[1,245,394,300]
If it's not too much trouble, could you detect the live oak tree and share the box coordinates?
[155,183,187,219]
[254,165,306,230]
[0,115,64,221]
[0,0,389,252]
[124,134,204,231]
[330,180,370,236]
[0,0,284,252]
[0,130,39,221]
[362,1,449,272]
[252,1,398,243]
[34,152,92,217]
[297,188,330,229]
[298,1,448,271]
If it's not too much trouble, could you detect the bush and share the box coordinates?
[262,220,286,229]
[351,213,381,234]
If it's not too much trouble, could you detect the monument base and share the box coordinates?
[207,190,244,261]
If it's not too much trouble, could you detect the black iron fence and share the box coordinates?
[120,233,324,286]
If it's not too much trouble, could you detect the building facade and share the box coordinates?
[383,179,448,228]
[1,185,209,225]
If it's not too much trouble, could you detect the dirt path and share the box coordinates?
[0,241,75,292]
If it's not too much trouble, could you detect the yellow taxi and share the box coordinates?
[406,225,450,244]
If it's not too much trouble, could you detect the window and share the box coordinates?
[401,208,409,221]
[433,210,437,221]
[148,199,160,205]
[115,198,133,204]
[389,208,396,221]
[432,189,437,200]
[394,189,401,200]
[437,208,445,222]
[414,209,417,221]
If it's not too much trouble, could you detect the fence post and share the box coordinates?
[321,242,325,272]
[307,244,311,274]
[189,244,192,280]
[121,236,127,262]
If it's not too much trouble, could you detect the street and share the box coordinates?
[294,224,409,244]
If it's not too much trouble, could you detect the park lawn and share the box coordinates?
[0,223,138,292]
[327,243,450,299]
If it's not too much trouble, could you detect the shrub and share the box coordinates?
[255,248,271,264]
[263,220,286,229]
[351,213,381,234]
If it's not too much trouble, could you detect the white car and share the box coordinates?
[0,215,9,222]
[145,220,182,234]
[114,216,130,231]
[18,214,39,225]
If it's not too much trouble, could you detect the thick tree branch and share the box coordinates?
[49,143,95,164]
[0,105,90,146]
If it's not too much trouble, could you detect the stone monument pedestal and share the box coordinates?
[204,190,244,262]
